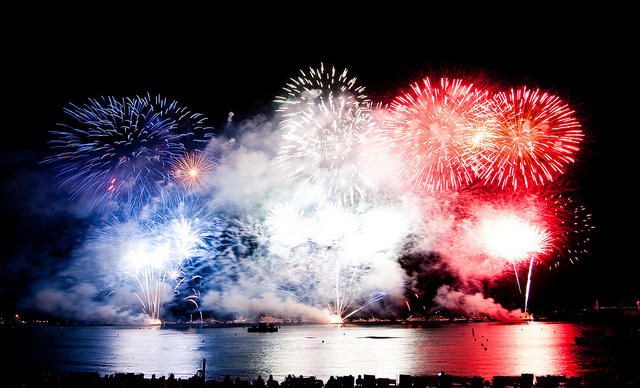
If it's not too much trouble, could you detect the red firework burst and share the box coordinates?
[478,87,583,189]
[380,77,491,191]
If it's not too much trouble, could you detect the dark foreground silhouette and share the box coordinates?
[2,370,638,388]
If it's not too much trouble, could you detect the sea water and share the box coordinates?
[1,322,625,381]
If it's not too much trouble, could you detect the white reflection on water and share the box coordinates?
[252,325,421,379]
[8,322,614,381]
[107,327,207,378]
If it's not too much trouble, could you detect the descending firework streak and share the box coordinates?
[274,63,380,205]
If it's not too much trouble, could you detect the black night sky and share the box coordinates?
[2,5,636,320]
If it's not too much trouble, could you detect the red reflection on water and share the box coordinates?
[414,322,584,377]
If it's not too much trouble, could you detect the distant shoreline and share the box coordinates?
[5,314,638,328]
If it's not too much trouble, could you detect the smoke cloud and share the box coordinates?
[432,285,525,320]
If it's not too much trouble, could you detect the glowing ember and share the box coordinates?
[171,151,216,191]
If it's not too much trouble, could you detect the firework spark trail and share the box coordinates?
[141,94,215,147]
[525,256,535,312]
[533,190,595,268]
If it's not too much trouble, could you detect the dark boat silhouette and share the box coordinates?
[247,322,279,333]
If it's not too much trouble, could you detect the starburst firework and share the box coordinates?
[479,87,583,189]
[275,63,379,205]
[380,77,491,191]
[170,150,216,192]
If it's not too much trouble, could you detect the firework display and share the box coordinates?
[41,63,590,324]
[95,193,217,323]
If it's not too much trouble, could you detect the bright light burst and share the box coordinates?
[451,193,554,273]
[170,150,216,192]
[265,201,310,247]
[379,77,491,191]
[454,196,553,311]
[479,87,583,189]
[465,209,552,264]
[275,63,379,205]
[265,201,405,323]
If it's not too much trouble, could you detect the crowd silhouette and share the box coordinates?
[1,369,636,387]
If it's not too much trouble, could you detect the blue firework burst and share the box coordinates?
[43,95,213,212]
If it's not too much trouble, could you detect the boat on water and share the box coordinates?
[247,322,279,333]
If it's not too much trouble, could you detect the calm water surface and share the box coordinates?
[2,322,623,381]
